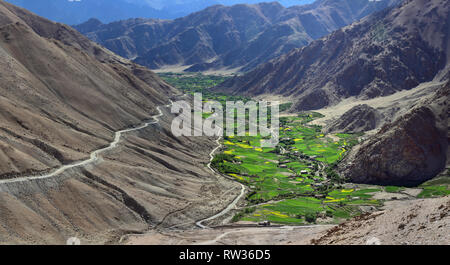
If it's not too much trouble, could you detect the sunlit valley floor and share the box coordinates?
[118,73,450,245]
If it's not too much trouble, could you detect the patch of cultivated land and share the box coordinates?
[129,73,449,245]
[216,114,384,225]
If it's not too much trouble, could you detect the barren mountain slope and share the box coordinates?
[0,0,180,178]
[216,0,449,111]
[0,1,240,244]
[0,107,241,244]
[339,81,448,186]
[324,104,381,133]
[311,196,450,245]
[75,0,398,72]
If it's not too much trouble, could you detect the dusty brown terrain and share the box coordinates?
[312,196,450,245]
[325,104,380,133]
[124,224,333,245]
[309,79,446,128]
[0,108,241,244]
[0,1,241,245]
[0,1,177,179]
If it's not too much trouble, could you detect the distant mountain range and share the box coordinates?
[4,0,315,25]
[74,0,399,72]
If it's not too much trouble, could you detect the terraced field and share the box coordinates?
[217,116,382,225]
[159,73,247,104]
[159,73,450,226]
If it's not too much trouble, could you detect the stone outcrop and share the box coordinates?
[339,83,449,186]
[326,104,380,133]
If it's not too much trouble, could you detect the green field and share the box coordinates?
[159,73,247,104]
[160,73,449,226]
[215,115,383,224]
[418,172,450,198]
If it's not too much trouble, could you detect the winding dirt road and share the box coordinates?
[0,95,248,239]
[0,102,171,185]
[196,135,246,229]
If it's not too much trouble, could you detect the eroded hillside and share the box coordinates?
[0,1,240,244]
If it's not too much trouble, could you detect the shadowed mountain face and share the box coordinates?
[74,0,399,72]
[325,104,381,133]
[216,0,449,110]
[339,82,448,186]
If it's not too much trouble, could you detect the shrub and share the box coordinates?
[243,208,256,214]
[232,212,244,222]
[305,213,317,223]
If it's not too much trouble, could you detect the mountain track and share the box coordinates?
[196,134,247,229]
[0,96,247,236]
[0,102,172,185]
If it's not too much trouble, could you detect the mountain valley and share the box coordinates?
[0,0,448,246]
